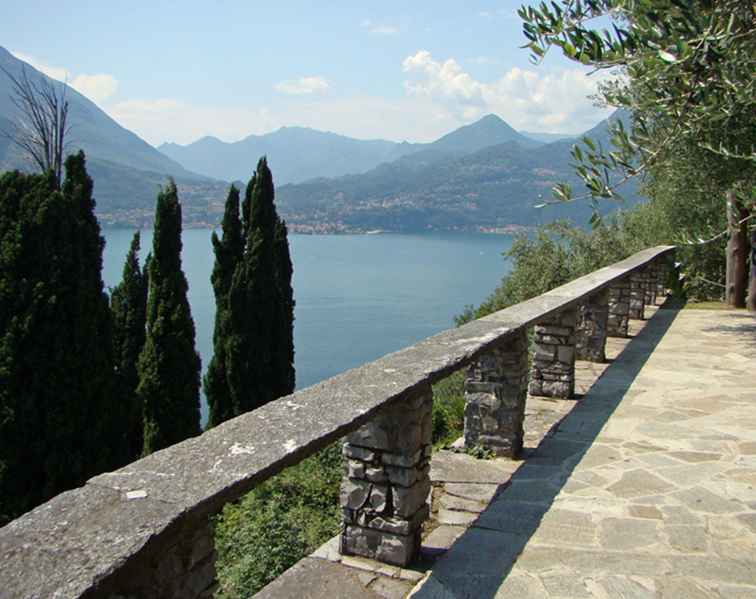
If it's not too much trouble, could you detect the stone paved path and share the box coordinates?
[257,306,756,599]
[413,307,756,598]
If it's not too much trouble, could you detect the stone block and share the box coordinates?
[341,478,372,510]
[341,525,419,567]
[343,445,376,462]
[347,460,366,480]
[381,449,422,468]
[394,478,431,518]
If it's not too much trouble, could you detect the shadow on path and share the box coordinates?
[413,305,681,598]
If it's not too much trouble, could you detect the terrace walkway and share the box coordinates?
[261,305,756,598]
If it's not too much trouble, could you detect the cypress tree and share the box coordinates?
[205,186,244,427]
[0,152,118,523]
[205,158,295,426]
[111,232,148,461]
[138,180,201,454]
[272,217,295,398]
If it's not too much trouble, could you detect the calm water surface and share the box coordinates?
[102,230,513,422]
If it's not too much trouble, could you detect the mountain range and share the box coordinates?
[158,113,543,184]
[0,46,635,231]
[273,110,635,233]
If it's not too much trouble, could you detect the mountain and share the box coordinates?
[429,114,540,154]
[0,46,223,215]
[274,110,640,233]
[159,128,420,184]
[158,114,541,184]
[519,131,574,144]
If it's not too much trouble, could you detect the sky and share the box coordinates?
[1,1,615,147]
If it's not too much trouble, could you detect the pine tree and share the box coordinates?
[205,186,244,427]
[111,231,148,461]
[205,158,295,427]
[138,180,201,454]
[0,152,118,524]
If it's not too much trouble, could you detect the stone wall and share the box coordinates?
[529,307,577,398]
[464,329,528,457]
[575,288,610,362]
[340,387,433,566]
[608,278,631,337]
[0,246,675,598]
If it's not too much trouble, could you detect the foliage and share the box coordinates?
[206,158,295,426]
[465,445,497,460]
[0,153,120,524]
[205,186,244,426]
[110,231,148,462]
[213,443,343,598]
[519,0,756,204]
[431,371,467,447]
[138,180,201,454]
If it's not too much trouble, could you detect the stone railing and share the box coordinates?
[0,245,675,599]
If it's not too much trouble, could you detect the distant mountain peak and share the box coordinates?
[428,113,538,153]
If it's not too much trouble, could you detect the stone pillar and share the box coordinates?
[655,260,667,303]
[643,265,658,306]
[575,288,609,362]
[607,278,631,337]
[464,329,528,457]
[629,269,646,320]
[340,385,432,566]
[529,307,576,399]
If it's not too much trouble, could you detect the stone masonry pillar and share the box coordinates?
[643,265,658,306]
[464,329,528,457]
[340,385,432,566]
[655,260,667,303]
[629,269,646,320]
[607,278,630,337]
[575,288,610,362]
[529,307,577,399]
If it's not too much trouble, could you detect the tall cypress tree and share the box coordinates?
[0,152,118,524]
[205,186,244,427]
[205,158,295,426]
[111,232,148,462]
[138,180,201,454]
[272,217,295,398]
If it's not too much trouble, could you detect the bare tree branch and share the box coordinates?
[0,64,70,187]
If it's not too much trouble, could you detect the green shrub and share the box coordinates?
[431,371,466,446]
[213,443,342,598]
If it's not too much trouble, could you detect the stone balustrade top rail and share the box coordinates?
[0,245,674,599]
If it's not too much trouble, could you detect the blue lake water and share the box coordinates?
[102,230,513,422]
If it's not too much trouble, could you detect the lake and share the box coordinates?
[102,230,513,423]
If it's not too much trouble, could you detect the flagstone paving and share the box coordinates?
[411,306,756,598]
[258,305,756,598]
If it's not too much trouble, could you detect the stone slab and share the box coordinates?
[254,557,389,599]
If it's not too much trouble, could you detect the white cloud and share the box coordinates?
[402,50,614,133]
[10,50,119,104]
[70,74,119,104]
[274,76,330,96]
[361,19,400,35]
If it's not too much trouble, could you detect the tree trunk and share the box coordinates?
[747,227,756,312]
[725,190,748,308]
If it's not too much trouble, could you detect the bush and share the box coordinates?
[213,443,342,598]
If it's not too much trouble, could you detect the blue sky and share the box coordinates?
[1,1,614,145]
